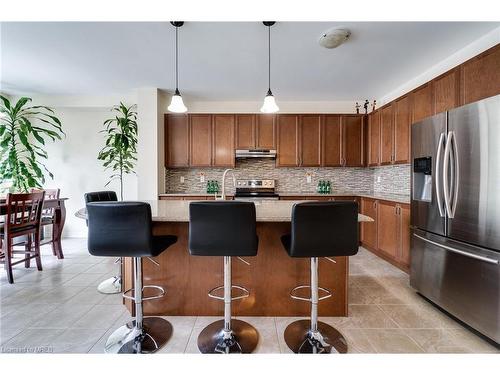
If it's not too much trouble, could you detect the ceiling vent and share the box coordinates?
[319,28,351,49]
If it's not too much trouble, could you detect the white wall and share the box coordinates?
[378,26,500,106]
[43,108,138,237]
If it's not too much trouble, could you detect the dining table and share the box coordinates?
[1,197,68,259]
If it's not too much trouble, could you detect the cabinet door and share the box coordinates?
[190,114,212,167]
[412,83,433,123]
[380,104,394,165]
[394,96,411,164]
[342,115,364,167]
[368,111,380,166]
[276,115,299,167]
[256,114,276,149]
[360,198,378,250]
[377,201,399,259]
[165,114,189,168]
[235,114,255,149]
[399,204,411,267]
[300,115,321,167]
[460,45,500,105]
[322,115,342,167]
[212,115,235,167]
[433,68,460,114]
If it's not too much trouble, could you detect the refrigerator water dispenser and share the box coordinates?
[413,157,432,202]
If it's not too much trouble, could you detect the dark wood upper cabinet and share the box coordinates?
[380,105,394,165]
[256,114,276,149]
[235,114,255,149]
[368,110,380,166]
[394,95,411,164]
[342,115,364,167]
[411,83,433,123]
[276,115,299,167]
[190,114,212,167]
[300,115,322,167]
[460,44,500,105]
[433,68,460,114]
[165,114,189,168]
[322,115,342,167]
[212,115,235,167]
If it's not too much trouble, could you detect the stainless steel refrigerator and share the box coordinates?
[410,94,500,344]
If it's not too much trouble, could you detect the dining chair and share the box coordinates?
[31,188,60,256]
[0,191,45,284]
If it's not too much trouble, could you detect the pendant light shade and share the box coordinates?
[168,88,187,113]
[261,21,279,113]
[260,89,279,113]
[168,21,187,113]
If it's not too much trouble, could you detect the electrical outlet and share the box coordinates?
[376,176,381,183]
[306,172,312,184]
[199,172,205,183]
[180,176,185,184]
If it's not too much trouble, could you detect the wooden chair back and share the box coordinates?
[32,188,60,217]
[4,192,45,235]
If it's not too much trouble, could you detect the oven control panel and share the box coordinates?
[236,179,275,188]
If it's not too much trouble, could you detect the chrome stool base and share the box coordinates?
[197,319,259,354]
[97,276,122,294]
[284,319,347,354]
[105,317,172,354]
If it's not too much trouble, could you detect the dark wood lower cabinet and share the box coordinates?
[360,197,410,273]
[360,198,378,250]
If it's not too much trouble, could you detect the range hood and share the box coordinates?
[235,149,277,159]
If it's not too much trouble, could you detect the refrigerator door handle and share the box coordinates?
[435,132,446,217]
[413,233,499,265]
[443,131,453,218]
[451,131,460,218]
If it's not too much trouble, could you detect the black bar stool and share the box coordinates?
[87,201,177,354]
[281,201,359,354]
[189,201,259,354]
[84,191,121,294]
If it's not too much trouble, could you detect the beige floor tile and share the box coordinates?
[378,304,462,329]
[157,316,197,353]
[2,328,65,353]
[72,304,127,329]
[28,303,94,329]
[362,329,424,353]
[403,328,472,353]
[324,305,399,329]
[51,328,108,353]
[348,286,406,305]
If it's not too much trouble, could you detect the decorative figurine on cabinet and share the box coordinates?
[363,100,369,114]
[372,100,377,111]
[355,102,360,114]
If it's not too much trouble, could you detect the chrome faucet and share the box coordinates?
[217,168,236,200]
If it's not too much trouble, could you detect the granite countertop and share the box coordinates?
[148,200,373,223]
[159,191,410,204]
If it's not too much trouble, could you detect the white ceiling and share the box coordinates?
[1,22,499,101]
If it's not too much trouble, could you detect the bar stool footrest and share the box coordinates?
[122,285,166,301]
[290,285,332,302]
[208,285,250,301]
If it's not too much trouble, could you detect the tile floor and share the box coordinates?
[0,238,498,354]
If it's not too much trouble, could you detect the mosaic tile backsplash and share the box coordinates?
[165,159,410,196]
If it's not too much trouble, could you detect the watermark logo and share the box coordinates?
[1,345,54,353]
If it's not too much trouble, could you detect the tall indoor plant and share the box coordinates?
[0,95,64,192]
[98,102,138,201]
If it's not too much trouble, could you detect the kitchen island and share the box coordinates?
[123,200,372,317]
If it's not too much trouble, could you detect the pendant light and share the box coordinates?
[260,21,279,113]
[168,21,188,113]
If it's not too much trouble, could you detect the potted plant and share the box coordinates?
[0,95,64,192]
[98,102,138,201]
